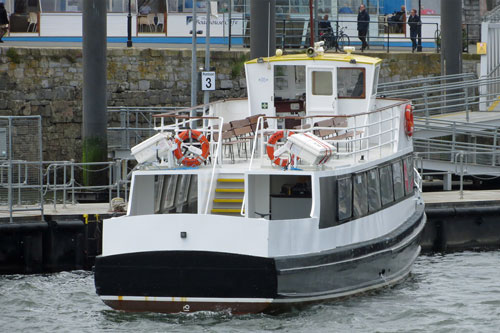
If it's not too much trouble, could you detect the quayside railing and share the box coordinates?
[0,159,132,222]
[415,151,500,198]
[107,106,183,152]
[380,75,500,119]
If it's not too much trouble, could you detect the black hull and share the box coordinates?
[95,204,426,314]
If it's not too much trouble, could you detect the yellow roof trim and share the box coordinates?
[246,53,382,65]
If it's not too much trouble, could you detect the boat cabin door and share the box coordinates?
[306,67,337,114]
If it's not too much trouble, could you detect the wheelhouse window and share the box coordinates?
[274,65,306,99]
[367,168,381,212]
[372,66,380,96]
[312,71,333,96]
[274,65,306,123]
[353,173,368,218]
[337,176,352,220]
[337,68,365,98]
[379,165,394,206]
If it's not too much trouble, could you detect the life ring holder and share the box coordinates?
[266,130,297,167]
[173,130,210,167]
[405,104,414,137]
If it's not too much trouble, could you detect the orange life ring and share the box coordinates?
[173,130,210,167]
[266,130,297,167]
[405,104,414,137]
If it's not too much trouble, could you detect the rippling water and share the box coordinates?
[1,251,499,332]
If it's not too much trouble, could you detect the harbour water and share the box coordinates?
[1,251,499,333]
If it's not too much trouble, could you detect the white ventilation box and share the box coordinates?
[287,133,335,165]
[131,132,175,163]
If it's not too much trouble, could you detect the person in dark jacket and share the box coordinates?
[319,14,332,34]
[357,4,370,51]
[407,8,421,52]
[0,3,9,43]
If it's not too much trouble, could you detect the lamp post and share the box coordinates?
[127,0,132,47]
[191,2,198,109]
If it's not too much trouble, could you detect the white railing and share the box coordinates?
[151,114,225,215]
[248,101,405,170]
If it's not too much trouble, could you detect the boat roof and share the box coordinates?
[246,53,382,66]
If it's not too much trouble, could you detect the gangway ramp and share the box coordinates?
[414,112,500,139]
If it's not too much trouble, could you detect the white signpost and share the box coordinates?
[201,71,216,91]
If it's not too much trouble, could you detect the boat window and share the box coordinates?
[372,66,380,96]
[353,173,368,218]
[157,174,198,214]
[188,175,198,204]
[154,175,164,213]
[337,177,352,220]
[379,165,394,206]
[337,68,365,99]
[404,156,415,195]
[175,175,191,212]
[319,176,336,228]
[312,71,333,96]
[274,65,306,101]
[161,175,178,211]
[392,161,405,201]
[270,175,312,220]
[367,168,382,212]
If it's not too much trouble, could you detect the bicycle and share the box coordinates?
[319,26,350,52]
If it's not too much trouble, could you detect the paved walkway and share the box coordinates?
[0,39,442,54]
[422,189,500,204]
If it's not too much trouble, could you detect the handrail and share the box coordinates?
[204,117,224,215]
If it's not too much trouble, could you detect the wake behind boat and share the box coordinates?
[94,44,426,314]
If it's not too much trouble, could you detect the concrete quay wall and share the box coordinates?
[0,47,480,161]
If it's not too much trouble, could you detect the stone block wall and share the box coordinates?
[0,47,480,162]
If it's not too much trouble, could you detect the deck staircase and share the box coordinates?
[211,174,245,215]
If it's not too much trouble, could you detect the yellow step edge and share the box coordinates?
[211,208,242,213]
[215,189,245,193]
[214,199,244,203]
[217,178,244,182]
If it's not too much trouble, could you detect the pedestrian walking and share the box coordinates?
[407,9,421,52]
[357,4,370,51]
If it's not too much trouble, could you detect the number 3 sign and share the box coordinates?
[201,72,216,91]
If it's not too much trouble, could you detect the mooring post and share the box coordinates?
[250,0,276,59]
[440,1,462,76]
[82,0,108,186]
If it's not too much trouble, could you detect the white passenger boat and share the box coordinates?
[94,44,426,314]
